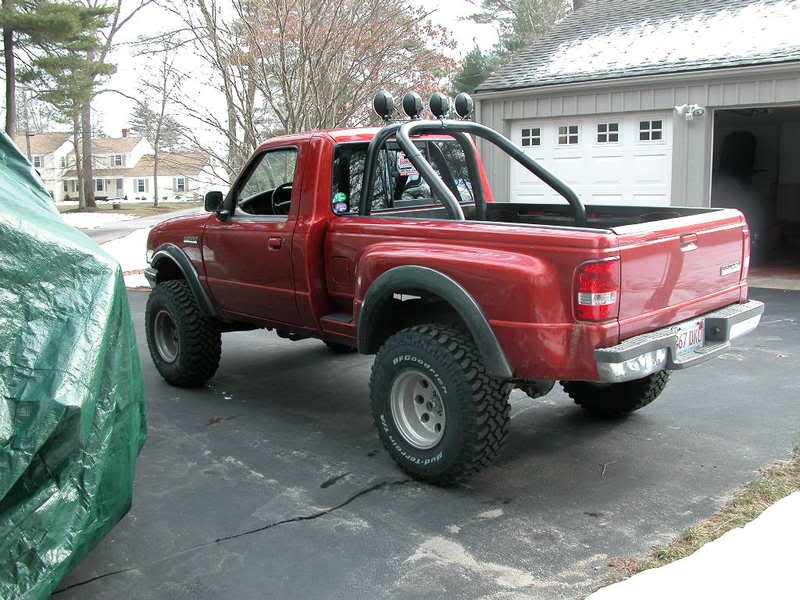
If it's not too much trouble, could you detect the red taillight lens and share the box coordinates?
[575,259,620,321]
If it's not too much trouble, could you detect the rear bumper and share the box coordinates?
[595,300,765,383]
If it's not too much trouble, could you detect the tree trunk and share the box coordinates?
[73,115,85,209]
[152,151,159,208]
[2,0,16,136]
[80,100,95,208]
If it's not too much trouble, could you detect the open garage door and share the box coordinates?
[510,112,673,205]
[712,107,800,275]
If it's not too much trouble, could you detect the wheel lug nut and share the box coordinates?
[415,395,424,404]
[421,413,430,423]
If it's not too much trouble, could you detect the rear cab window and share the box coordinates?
[331,139,475,217]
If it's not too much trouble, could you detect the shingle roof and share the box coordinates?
[477,0,800,93]
[63,152,211,178]
[11,132,70,154]
[88,136,144,153]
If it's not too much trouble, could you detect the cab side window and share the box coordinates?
[237,148,298,216]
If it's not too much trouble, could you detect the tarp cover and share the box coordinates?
[0,131,146,598]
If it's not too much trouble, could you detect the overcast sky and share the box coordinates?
[93,1,499,138]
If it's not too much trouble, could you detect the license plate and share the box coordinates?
[674,318,706,356]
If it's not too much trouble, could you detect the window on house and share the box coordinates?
[60,156,67,168]
[32,155,43,168]
[520,128,541,147]
[597,123,619,143]
[114,154,124,167]
[116,178,124,192]
[558,125,579,145]
[639,120,663,141]
[96,179,104,192]
[136,178,146,193]
[63,181,68,192]
[174,176,186,192]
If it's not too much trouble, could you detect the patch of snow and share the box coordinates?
[403,537,536,589]
[587,492,800,600]
[446,524,461,534]
[61,211,137,229]
[99,227,151,288]
[543,1,800,79]
[477,508,504,519]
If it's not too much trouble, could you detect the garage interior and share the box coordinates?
[711,107,800,282]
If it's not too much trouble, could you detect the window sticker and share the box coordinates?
[397,152,418,177]
[332,191,349,214]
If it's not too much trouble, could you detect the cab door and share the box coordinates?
[202,145,302,325]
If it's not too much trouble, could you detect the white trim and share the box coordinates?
[473,61,800,99]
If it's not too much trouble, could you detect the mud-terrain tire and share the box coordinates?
[560,370,670,418]
[145,280,221,387]
[324,341,357,353]
[370,324,511,485]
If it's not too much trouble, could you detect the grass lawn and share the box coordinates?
[58,201,202,217]
[603,446,800,585]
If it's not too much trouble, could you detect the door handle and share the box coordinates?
[268,237,282,249]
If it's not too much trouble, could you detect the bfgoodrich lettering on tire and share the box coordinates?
[145,280,221,387]
[370,324,511,485]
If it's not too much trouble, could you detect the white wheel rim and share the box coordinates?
[389,369,446,449]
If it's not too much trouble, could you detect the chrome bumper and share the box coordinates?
[144,267,157,288]
[595,300,765,383]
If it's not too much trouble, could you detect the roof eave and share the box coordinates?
[474,60,800,100]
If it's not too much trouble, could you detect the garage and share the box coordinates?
[712,106,800,270]
[511,112,673,205]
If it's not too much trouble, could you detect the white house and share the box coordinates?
[12,129,227,202]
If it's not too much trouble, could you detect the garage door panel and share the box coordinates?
[511,112,672,206]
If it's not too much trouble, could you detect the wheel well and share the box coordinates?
[364,290,469,353]
[154,257,184,283]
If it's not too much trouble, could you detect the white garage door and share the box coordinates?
[510,112,673,206]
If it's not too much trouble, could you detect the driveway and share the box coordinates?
[55,287,798,599]
[83,206,204,244]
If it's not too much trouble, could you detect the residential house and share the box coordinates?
[474,0,800,266]
[11,129,226,202]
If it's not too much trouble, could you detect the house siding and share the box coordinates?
[476,68,800,207]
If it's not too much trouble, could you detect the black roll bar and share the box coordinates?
[358,125,486,219]
[391,120,587,226]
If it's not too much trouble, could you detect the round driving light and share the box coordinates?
[373,90,394,121]
[402,92,424,119]
[454,92,474,119]
[429,92,450,119]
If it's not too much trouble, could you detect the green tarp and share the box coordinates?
[0,132,146,599]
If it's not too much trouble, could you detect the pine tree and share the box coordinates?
[0,0,112,135]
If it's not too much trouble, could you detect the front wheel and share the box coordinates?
[560,370,670,418]
[370,325,511,485]
[145,280,221,387]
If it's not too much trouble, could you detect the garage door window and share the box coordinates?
[597,123,619,143]
[558,125,579,145]
[521,128,540,147]
[639,120,663,141]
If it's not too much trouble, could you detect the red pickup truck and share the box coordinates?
[144,92,763,485]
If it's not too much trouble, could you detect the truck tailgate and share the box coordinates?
[614,208,748,338]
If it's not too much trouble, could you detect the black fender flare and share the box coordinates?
[150,243,217,317]
[358,266,513,379]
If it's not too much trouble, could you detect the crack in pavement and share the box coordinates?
[53,478,414,595]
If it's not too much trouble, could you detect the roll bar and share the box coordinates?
[359,119,587,226]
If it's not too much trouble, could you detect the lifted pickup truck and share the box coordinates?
[144,92,763,485]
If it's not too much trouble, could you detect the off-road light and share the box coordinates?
[402,92,424,119]
[373,90,394,121]
[454,92,474,119]
[429,92,450,119]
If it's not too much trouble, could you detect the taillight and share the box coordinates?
[575,258,620,321]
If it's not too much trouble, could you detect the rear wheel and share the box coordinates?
[560,370,670,418]
[145,280,221,387]
[370,324,511,485]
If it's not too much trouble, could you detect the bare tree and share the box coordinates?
[158,0,455,181]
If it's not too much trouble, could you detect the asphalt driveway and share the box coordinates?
[55,287,798,599]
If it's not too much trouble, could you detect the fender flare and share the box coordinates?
[150,243,217,317]
[358,266,513,379]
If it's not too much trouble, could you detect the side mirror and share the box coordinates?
[204,190,224,212]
